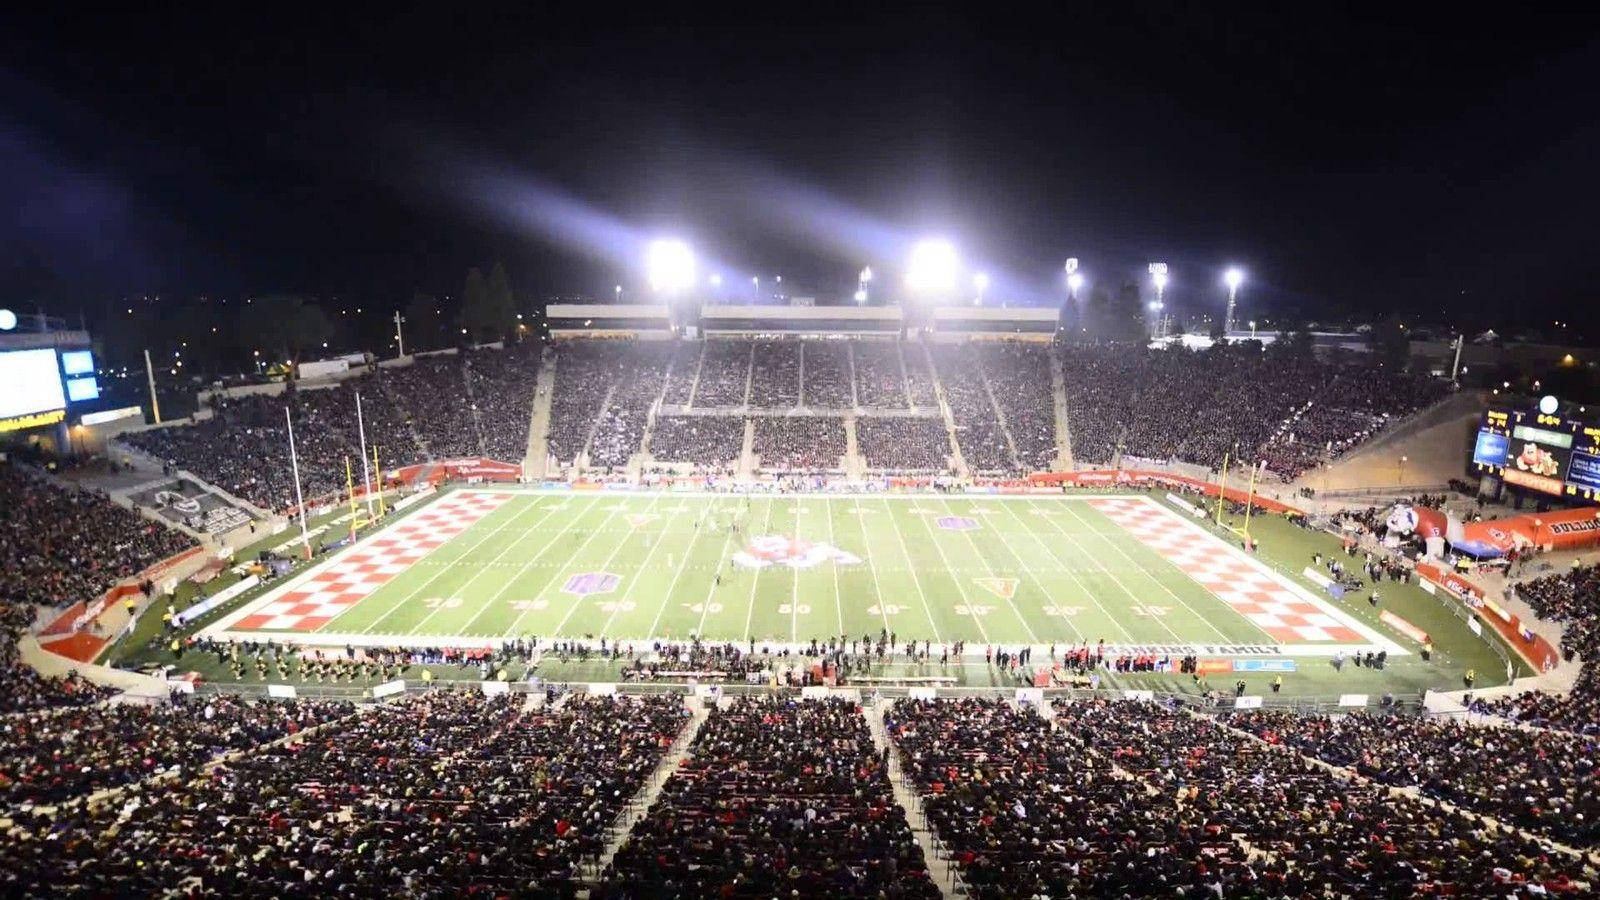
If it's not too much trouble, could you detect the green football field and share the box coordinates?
[211,489,1398,655]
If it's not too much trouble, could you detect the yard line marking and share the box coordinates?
[1018,496,1186,645]
[936,498,1038,645]
[825,497,844,636]
[342,495,558,634]
[790,499,802,642]
[981,500,1087,645]
[741,499,776,642]
[694,502,743,638]
[458,494,658,637]
[548,495,666,636]
[505,498,641,637]
[644,497,721,641]
[888,497,972,644]
[992,496,1132,637]
[849,495,896,637]
[595,495,679,637]
[409,497,606,636]
[1051,498,1244,644]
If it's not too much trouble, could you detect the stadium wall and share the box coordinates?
[1026,468,1305,515]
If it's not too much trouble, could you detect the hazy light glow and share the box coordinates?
[709,273,722,287]
[1066,272,1084,293]
[646,239,696,293]
[974,272,990,290]
[854,289,868,303]
[1225,267,1245,290]
[859,266,873,283]
[905,239,960,295]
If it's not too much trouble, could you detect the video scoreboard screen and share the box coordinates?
[1474,406,1600,500]
[0,346,101,434]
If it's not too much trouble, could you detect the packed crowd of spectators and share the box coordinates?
[0,694,353,807]
[1227,709,1600,848]
[802,341,855,408]
[589,344,673,469]
[464,342,541,460]
[0,690,687,896]
[754,416,846,471]
[694,341,753,407]
[857,417,950,471]
[649,416,745,469]
[888,697,1589,898]
[0,463,193,614]
[128,344,542,508]
[548,341,628,465]
[1482,565,1600,734]
[747,340,800,407]
[1059,344,1449,479]
[981,343,1056,471]
[931,346,1014,472]
[661,341,700,406]
[599,697,937,898]
[853,341,910,408]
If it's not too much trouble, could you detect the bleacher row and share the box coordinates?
[0,693,1592,896]
[114,338,1450,512]
[123,344,540,512]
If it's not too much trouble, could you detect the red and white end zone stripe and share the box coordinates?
[1088,496,1403,654]
[211,491,510,634]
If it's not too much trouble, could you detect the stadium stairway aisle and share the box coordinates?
[590,699,711,883]
[922,343,970,478]
[523,356,557,477]
[866,702,958,899]
[978,358,1023,470]
[1050,352,1074,469]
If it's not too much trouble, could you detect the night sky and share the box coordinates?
[3,7,1598,334]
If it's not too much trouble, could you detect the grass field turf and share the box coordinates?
[208,489,1400,657]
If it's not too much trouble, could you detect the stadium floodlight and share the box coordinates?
[905,238,960,296]
[973,272,990,306]
[860,266,873,284]
[645,238,696,294]
[1148,263,1169,339]
[1066,271,1084,295]
[854,289,868,303]
[709,273,722,288]
[1224,267,1245,333]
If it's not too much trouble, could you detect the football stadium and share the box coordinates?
[3,10,1599,898]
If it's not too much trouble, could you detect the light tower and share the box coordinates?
[855,266,873,303]
[1224,267,1245,334]
[1148,262,1169,339]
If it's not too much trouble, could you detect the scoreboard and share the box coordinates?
[1474,405,1600,501]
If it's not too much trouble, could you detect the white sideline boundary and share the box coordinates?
[204,488,1404,657]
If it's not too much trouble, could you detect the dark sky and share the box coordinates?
[3,6,1598,333]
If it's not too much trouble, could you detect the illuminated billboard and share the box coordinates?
[0,349,66,420]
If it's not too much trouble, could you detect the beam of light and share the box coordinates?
[905,239,960,296]
[1225,267,1245,290]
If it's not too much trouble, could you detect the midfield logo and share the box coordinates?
[732,535,862,570]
